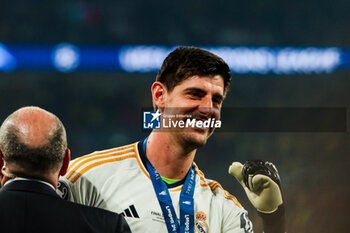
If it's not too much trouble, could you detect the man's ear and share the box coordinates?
[0,151,4,169]
[151,81,167,110]
[59,148,71,176]
[0,151,4,183]
[0,151,8,187]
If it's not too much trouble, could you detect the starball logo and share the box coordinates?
[143,110,222,130]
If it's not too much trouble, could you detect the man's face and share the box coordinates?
[161,75,225,149]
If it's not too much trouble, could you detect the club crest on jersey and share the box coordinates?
[195,211,209,233]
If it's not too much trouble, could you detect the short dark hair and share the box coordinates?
[0,117,67,175]
[156,46,232,95]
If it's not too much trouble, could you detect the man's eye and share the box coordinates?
[213,98,222,105]
[188,92,201,98]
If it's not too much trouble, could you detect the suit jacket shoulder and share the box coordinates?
[0,180,131,233]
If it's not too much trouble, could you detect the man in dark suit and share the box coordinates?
[0,106,131,233]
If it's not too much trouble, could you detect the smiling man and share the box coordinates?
[60,47,285,233]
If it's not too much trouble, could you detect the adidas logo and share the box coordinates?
[121,205,140,218]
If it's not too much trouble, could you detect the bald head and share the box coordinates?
[0,106,67,176]
[3,107,60,147]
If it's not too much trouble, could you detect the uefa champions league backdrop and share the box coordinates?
[0,1,349,232]
[0,43,349,74]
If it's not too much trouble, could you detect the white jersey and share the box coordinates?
[59,141,253,233]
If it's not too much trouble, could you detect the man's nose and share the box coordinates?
[199,95,213,109]
[198,96,219,118]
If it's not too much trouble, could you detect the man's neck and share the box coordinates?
[146,132,196,180]
[1,165,59,189]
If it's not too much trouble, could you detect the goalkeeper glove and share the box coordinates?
[228,160,283,213]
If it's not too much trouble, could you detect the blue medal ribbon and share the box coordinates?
[143,139,195,233]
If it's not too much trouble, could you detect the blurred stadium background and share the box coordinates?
[0,1,349,232]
